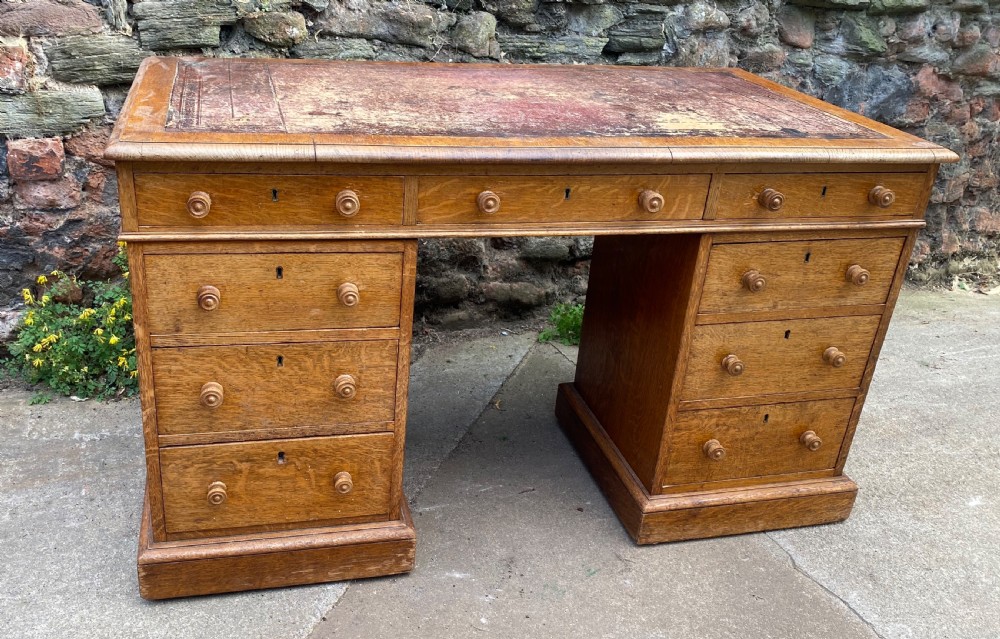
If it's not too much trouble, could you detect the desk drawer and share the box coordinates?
[160,433,394,534]
[144,251,403,335]
[663,399,854,487]
[416,174,710,224]
[681,315,881,401]
[153,340,398,438]
[134,174,404,227]
[700,237,905,314]
[714,173,925,219]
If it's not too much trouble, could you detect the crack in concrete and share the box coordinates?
[765,533,887,639]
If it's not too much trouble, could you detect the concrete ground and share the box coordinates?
[0,290,997,639]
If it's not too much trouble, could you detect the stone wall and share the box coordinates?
[1,0,998,334]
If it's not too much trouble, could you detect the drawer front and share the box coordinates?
[160,433,394,533]
[145,251,403,335]
[153,340,398,437]
[134,174,405,227]
[714,173,925,219]
[681,315,881,401]
[416,174,710,224]
[663,399,855,487]
[700,237,904,314]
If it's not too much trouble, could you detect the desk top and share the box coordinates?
[107,57,955,165]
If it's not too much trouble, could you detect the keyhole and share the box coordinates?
[276,355,284,367]
[277,451,286,464]
[564,188,571,200]
[272,189,279,202]
[821,186,827,197]
[804,252,811,263]
[784,330,791,339]
[276,266,283,279]
[763,414,769,423]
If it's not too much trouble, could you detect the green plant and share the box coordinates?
[5,243,138,400]
[538,302,584,346]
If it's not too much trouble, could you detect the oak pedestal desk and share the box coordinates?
[106,57,957,600]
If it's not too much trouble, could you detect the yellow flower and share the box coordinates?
[118,356,128,368]
[78,308,96,320]
[123,313,132,321]
[117,297,127,308]
[23,312,34,326]
[36,275,48,285]
[117,241,127,248]
[122,271,130,280]
[32,358,43,368]
[22,289,35,305]
[129,370,138,379]
[32,343,44,353]
[109,335,120,345]
[40,295,51,306]
[93,327,104,335]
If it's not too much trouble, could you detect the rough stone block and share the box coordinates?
[291,38,376,60]
[817,12,886,59]
[606,10,667,53]
[452,11,497,58]
[483,281,547,309]
[952,44,1000,78]
[243,11,309,47]
[14,176,82,210]
[520,238,572,262]
[498,33,609,61]
[778,6,815,49]
[6,138,64,182]
[787,0,869,9]
[132,0,240,50]
[868,0,930,14]
[45,35,151,86]
[0,0,102,37]
[566,5,624,36]
[64,127,114,167]
[479,0,538,28]
[316,1,457,50]
[0,44,28,95]
[0,87,105,137]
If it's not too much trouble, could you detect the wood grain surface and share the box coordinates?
[159,433,395,534]
[699,236,905,314]
[152,340,398,438]
[135,173,404,227]
[144,251,403,335]
[681,315,882,401]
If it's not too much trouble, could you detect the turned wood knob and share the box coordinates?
[477,190,501,215]
[800,430,823,451]
[207,481,227,505]
[200,381,224,408]
[187,191,211,218]
[197,285,221,311]
[335,189,360,217]
[703,439,727,461]
[757,187,785,211]
[846,264,870,286]
[333,471,354,495]
[334,374,357,399]
[721,354,745,376]
[337,282,360,307]
[868,185,896,208]
[741,269,767,293]
[639,189,665,214]
[823,346,847,368]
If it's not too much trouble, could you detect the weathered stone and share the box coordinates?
[813,54,855,86]
[818,12,886,59]
[670,32,730,66]
[566,4,624,36]
[243,11,309,46]
[735,2,769,38]
[452,11,497,58]
[897,41,951,65]
[951,0,987,12]
[106,0,131,35]
[952,44,1000,78]
[0,44,29,95]
[520,238,571,262]
[681,1,729,33]
[419,274,471,305]
[825,64,912,124]
[956,24,981,48]
[914,66,963,101]
[6,138,64,182]
[0,0,102,37]
[45,35,151,86]
[0,87,106,137]
[301,0,331,11]
[741,43,786,72]
[777,6,815,49]
[479,0,538,28]
[132,0,240,50]
[483,281,547,309]
[868,0,929,14]
[316,1,457,49]
[606,9,667,53]
[498,33,609,61]
[787,0,869,8]
[14,176,82,210]
[64,127,114,168]
[291,37,376,60]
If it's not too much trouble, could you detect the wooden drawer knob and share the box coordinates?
[741,269,767,293]
[703,439,727,461]
[335,189,360,217]
[757,187,785,211]
[197,285,221,311]
[800,430,823,451]
[334,471,354,495]
[207,481,227,505]
[187,191,211,218]
[337,282,360,307]
[846,264,870,286]
[868,185,896,208]
[639,189,665,214]
[823,346,847,368]
[721,354,745,376]
[200,381,224,408]
[335,374,357,399]
[477,190,501,215]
